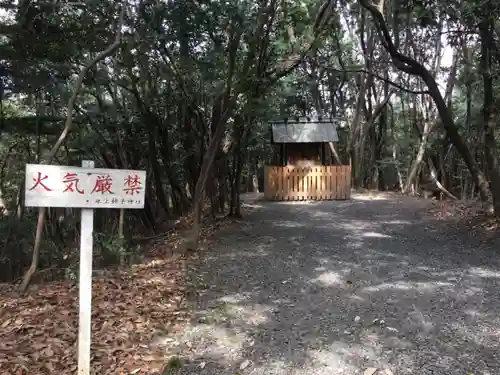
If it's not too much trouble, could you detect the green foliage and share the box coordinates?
[0,212,37,281]
[2,0,499,283]
[162,356,183,374]
[3,0,330,280]
[95,233,141,267]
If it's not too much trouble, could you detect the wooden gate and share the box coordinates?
[264,165,351,201]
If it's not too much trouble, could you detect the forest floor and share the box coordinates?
[1,193,500,375]
[164,192,500,375]
[0,214,229,375]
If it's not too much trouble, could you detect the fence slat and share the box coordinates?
[346,165,351,199]
[337,166,342,199]
[264,165,351,201]
[312,168,317,200]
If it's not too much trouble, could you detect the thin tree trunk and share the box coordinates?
[361,0,491,202]
[19,9,125,294]
[479,17,500,215]
[427,156,457,200]
[185,101,236,250]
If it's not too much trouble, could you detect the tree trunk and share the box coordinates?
[405,119,432,194]
[349,73,366,188]
[360,0,490,202]
[19,10,125,294]
[185,101,236,250]
[147,126,170,216]
[479,18,500,216]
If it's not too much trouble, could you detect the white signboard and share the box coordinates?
[24,162,147,375]
[25,164,146,209]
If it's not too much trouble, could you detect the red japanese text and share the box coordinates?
[91,175,114,194]
[29,172,52,191]
[123,174,142,196]
[62,172,84,194]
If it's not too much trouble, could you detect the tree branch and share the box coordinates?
[19,6,126,294]
[358,0,491,203]
[359,0,427,76]
[47,8,125,163]
[325,67,428,94]
[265,0,332,84]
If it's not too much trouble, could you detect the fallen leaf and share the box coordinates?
[0,208,229,374]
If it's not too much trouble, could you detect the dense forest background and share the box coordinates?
[1,0,500,287]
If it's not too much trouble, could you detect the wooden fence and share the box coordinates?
[264,165,351,201]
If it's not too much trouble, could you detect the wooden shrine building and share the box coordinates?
[264,116,351,200]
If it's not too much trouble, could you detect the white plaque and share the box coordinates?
[25,164,146,209]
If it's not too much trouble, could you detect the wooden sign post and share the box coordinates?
[79,160,94,375]
[24,161,146,375]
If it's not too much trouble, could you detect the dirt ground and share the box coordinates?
[162,192,500,375]
[3,192,499,375]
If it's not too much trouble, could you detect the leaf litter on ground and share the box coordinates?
[1,256,188,374]
[0,210,232,375]
[426,199,500,240]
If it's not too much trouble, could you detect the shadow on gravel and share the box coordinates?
[169,194,500,375]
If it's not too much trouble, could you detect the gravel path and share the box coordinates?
[166,193,500,375]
